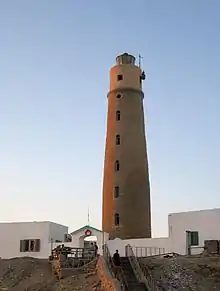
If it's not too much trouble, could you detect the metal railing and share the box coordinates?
[125,244,160,291]
[51,246,96,259]
[133,246,166,257]
[103,244,128,291]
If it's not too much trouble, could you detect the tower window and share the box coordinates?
[115,213,120,226]
[114,186,120,198]
[116,110,120,121]
[115,160,120,171]
[117,74,123,81]
[116,93,121,99]
[116,134,120,145]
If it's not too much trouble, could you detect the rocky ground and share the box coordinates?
[0,257,101,291]
[139,254,220,290]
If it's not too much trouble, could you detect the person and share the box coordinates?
[94,242,98,256]
[113,250,120,266]
[112,250,121,279]
[61,244,67,260]
[89,242,95,258]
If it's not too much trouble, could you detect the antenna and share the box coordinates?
[138,54,143,68]
[139,54,146,81]
[87,207,90,226]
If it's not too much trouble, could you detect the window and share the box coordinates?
[115,213,120,226]
[116,93,121,99]
[114,186,120,198]
[116,110,120,121]
[189,231,199,246]
[30,240,35,251]
[64,234,72,242]
[115,160,120,171]
[20,239,41,252]
[117,74,123,81]
[24,240,29,252]
[116,134,120,145]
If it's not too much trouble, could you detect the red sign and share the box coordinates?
[85,229,92,236]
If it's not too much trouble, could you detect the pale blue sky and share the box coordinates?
[0,1,219,237]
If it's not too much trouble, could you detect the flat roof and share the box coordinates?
[0,220,68,228]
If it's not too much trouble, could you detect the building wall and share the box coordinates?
[71,228,109,255]
[107,237,171,257]
[0,221,69,259]
[49,222,68,243]
[0,221,50,259]
[2,208,220,259]
[51,230,109,255]
[169,208,220,255]
[106,208,220,257]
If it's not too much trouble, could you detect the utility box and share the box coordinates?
[204,240,220,254]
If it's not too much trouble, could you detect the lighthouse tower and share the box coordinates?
[102,53,152,239]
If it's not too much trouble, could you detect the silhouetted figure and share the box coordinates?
[112,250,121,279]
[94,242,98,256]
[113,249,120,266]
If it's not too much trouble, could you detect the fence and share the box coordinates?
[126,244,160,291]
[133,246,166,257]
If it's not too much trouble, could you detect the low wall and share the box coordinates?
[96,256,121,291]
[107,237,171,257]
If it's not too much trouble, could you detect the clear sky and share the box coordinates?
[0,1,219,237]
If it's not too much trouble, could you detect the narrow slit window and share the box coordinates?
[115,160,120,171]
[116,110,120,121]
[114,186,120,198]
[116,93,121,99]
[117,74,123,81]
[116,134,120,145]
[115,213,120,226]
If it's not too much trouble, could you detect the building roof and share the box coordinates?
[0,220,68,228]
[169,208,220,216]
[70,225,102,235]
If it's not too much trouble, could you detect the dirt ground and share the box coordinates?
[0,257,101,291]
[139,254,220,291]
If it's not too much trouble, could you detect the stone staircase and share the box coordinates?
[120,257,147,291]
[103,243,160,290]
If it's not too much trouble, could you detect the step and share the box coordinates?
[123,269,135,275]
[121,266,134,272]
[123,272,137,280]
[120,258,129,262]
[127,284,146,291]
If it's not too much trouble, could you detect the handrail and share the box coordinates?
[125,244,160,291]
[103,244,128,291]
[134,246,166,257]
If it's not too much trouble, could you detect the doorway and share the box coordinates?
[84,235,97,248]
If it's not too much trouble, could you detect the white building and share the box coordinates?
[51,225,109,255]
[1,208,220,259]
[107,208,220,256]
[168,208,220,255]
[0,221,68,259]
[70,225,109,249]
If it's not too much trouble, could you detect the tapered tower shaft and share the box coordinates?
[102,53,151,239]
